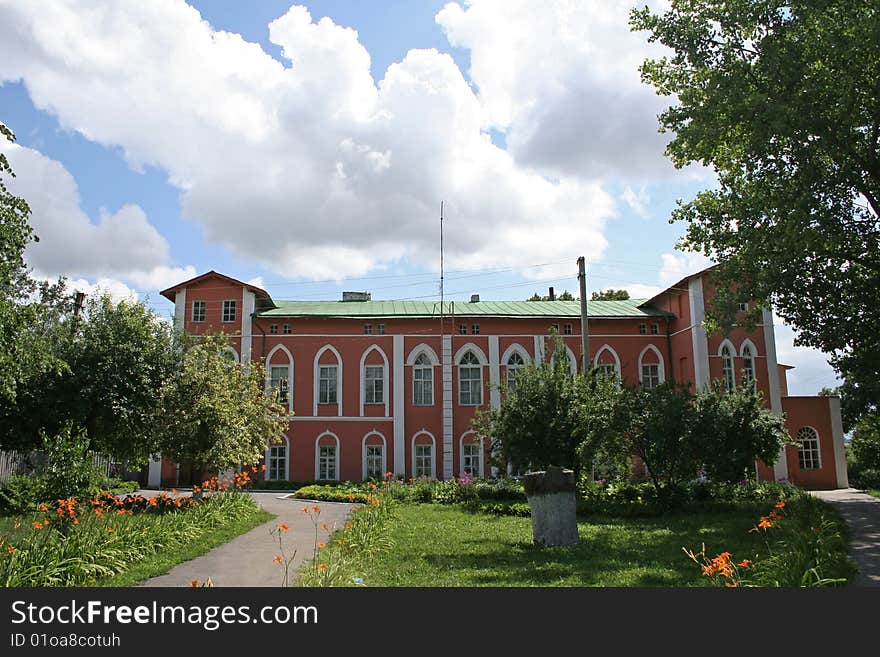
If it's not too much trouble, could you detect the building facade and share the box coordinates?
[151,269,848,489]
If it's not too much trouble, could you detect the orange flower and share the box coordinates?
[758,517,773,529]
[312,505,320,513]
[260,464,267,472]
[107,527,114,533]
[318,542,326,549]
[7,546,15,554]
[321,523,328,530]
[775,501,785,509]
[149,497,158,507]
[301,508,309,514]
[738,559,751,568]
[31,521,43,530]
[337,540,345,546]
[345,523,352,530]
[278,522,290,532]
[117,509,127,516]
[189,579,200,587]
[273,555,283,564]
[38,504,48,512]
[725,582,739,587]
[317,564,327,571]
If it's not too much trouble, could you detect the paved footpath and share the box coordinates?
[140,492,355,587]
[811,488,880,586]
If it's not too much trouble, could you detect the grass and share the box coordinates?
[357,503,771,587]
[867,490,880,500]
[94,508,273,586]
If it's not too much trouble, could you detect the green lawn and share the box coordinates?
[358,504,770,587]
[867,490,880,500]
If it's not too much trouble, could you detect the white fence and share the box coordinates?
[0,449,114,482]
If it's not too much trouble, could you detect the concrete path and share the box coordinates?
[811,488,880,586]
[140,492,355,587]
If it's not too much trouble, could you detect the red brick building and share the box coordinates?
[151,269,848,489]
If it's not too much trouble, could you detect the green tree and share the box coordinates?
[527,290,576,301]
[159,333,287,471]
[691,381,790,483]
[591,289,630,301]
[0,123,63,404]
[850,414,880,472]
[474,337,600,478]
[631,1,880,405]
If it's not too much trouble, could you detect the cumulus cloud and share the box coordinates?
[772,313,840,397]
[437,0,677,180]
[659,251,715,287]
[0,0,621,281]
[0,140,195,292]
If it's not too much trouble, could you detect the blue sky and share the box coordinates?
[0,0,837,394]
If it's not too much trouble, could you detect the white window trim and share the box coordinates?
[315,431,340,481]
[593,344,621,376]
[796,426,822,470]
[500,343,531,368]
[410,351,436,407]
[266,344,294,414]
[406,344,440,366]
[411,430,436,479]
[191,300,206,323]
[549,345,578,375]
[739,339,758,391]
[224,346,240,364]
[456,346,486,407]
[264,434,289,481]
[637,344,666,386]
[359,345,390,417]
[313,345,343,416]
[361,431,387,480]
[718,338,736,391]
[222,299,237,323]
[459,430,483,478]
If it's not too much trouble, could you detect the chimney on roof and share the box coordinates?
[470,294,480,303]
[548,287,555,301]
[342,291,371,302]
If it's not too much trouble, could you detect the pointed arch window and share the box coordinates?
[459,351,483,406]
[741,344,756,391]
[721,344,735,392]
[413,353,434,406]
[506,352,526,390]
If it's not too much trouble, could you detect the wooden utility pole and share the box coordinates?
[71,290,86,338]
[577,257,589,373]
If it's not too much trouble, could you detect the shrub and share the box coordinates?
[850,468,880,490]
[40,424,105,501]
[0,476,46,516]
[292,484,373,504]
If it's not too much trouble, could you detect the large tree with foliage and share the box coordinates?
[0,124,64,404]
[474,339,611,478]
[591,289,630,301]
[158,334,287,470]
[631,1,880,402]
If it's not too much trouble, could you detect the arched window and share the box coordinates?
[314,345,342,416]
[593,345,621,382]
[315,432,340,481]
[721,343,735,392]
[413,353,434,406]
[266,436,288,481]
[459,351,483,406]
[460,432,483,478]
[412,432,436,479]
[266,345,293,413]
[797,427,821,470]
[741,343,756,392]
[638,345,665,389]
[506,352,525,390]
[362,432,386,480]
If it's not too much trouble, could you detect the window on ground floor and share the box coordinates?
[267,443,286,481]
[366,444,384,479]
[797,427,821,470]
[462,443,482,478]
[414,444,433,478]
[319,445,338,480]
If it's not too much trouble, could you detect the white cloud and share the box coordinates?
[621,186,650,218]
[0,141,195,292]
[0,1,625,281]
[772,313,840,396]
[436,0,678,180]
[63,277,140,305]
[659,252,715,287]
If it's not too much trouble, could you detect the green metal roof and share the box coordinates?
[256,299,672,319]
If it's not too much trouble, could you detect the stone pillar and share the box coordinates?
[523,466,579,547]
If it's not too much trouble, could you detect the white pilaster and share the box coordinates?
[147,455,162,488]
[688,277,710,389]
[241,290,255,364]
[762,306,788,482]
[829,396,849,488]
[488,335,501,409]
[393,335,405,477]
[533,335,545,365]
[174,289,186,333]
[442,335,453,479]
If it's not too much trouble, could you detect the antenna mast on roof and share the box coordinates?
[440,201,445,332]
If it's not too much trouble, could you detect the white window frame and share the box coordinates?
[359,345,389,416]
[505,351,526,390]
[191,300,206,323]
[362,431,387,480]
[719,340,736,392]
[222,299,236,323]
[411,431,436,479]
[313,345,343,415]
[318,365,338,404]
[641,364,660,389]
[593,344,621,380]
[265,437,288,481]
[266,345,294,414]
[740,340,758,392]
[797,427,821,470]
[637,344,666,387]
[364,365,384,404]
[315,432,340,481]
[460,432,483,478]
[413,353,434,406]
[458,351,483,406]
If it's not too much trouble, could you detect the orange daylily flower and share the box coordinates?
[278,522,290,532]
[318,543,326,549]
[321,523,328,530]
[190,579,200,587]
[312,505,320,512]
[775,501,785,509]
[6,546,14,554]
[31,521,43,530]
[738,559,752,568]
[273,555,283,564]
[758,517,773,529]
[317,564,327,571]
